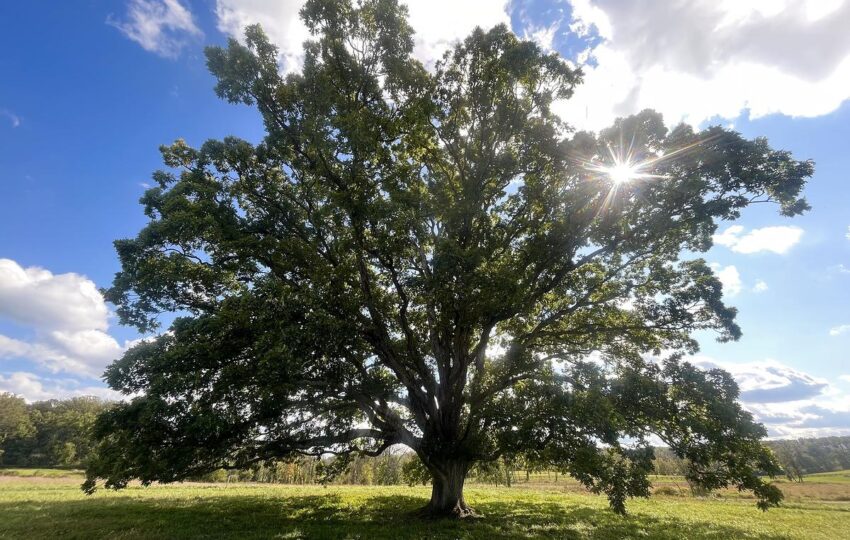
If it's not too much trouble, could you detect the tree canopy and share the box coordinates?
[84,0,812,517]
[0,392,33,452]
[0,395,111,467]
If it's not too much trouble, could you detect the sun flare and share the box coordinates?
[587,157,656,185]
[584,143,670,186]
[605,162,640,184]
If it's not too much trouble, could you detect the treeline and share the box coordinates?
[2,392,849,483]
[192,453,523,487]
[0,393,112,468]
[201,440,850,487]
[194,452,419,486]
[770,437,850,480]
[646,438,850,480]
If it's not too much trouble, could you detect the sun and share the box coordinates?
[587,157,651,185]
[604,162,640,184]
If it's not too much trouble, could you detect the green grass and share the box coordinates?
[796,470,850,484]
[0,468,84,478]
[1,474,850,539]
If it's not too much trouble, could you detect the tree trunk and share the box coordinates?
[423,461,474,518]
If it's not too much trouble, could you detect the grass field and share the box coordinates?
[1,471,849,539]
[797,470,850,484]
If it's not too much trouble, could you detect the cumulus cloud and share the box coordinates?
[0,372,123,403]
[109,0,202,58]
[692,356,850,437]
[752,280,769,293]
[829,324,850,337]
[794,405,850,429]
[556,0,850,130]
[207,1,850,132]
[748,401,850,437]
[695,358,829,404]
[709,263,741,297]
[215,0,310,73]
[0,259,128,378]
[523,22,560,52]
[0,259,109,331]
[713,225,804,254]
[214,0,510,72]
[404,0,511,65]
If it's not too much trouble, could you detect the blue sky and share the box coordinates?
[0,0,848,438]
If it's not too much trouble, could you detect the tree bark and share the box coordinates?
[423,461,474,518]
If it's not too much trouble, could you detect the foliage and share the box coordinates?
[194,451,409,486]
[472,459,516,486]
[770,437,850,481]
[652,437,850,482]
[402,454,431,486]
[172,441,850,490]
[86,0,812,515]
[0,393,33,456]
[0,396,112,468]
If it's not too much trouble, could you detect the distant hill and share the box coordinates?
[654,436,850,480]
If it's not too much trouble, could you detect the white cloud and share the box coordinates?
[0,372,123,403]
[214,0,510,73]
[0,109,20,128]
[829,324,850,336]
[0,259,109,331]
[709,264,771,297]
[830,264,850,275]
[846,225,850,240]
[557,0,850,130]
[405,0,511,66]
[752,280,769,293]
[840,375,850,383]
[709,263,741,297]
[215,0,310,73]
[692,356,850,437]
[523,22,560,52]
[109,0,202,58]
[695,357,829,404]
[713,224,804,254]
[0,259,128,378]
[746,401,850,438]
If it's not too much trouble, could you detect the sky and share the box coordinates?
[0,0,848,439]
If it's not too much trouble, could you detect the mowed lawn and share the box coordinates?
[1,472,850,539]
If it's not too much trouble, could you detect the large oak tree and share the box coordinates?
[84,0,812,517]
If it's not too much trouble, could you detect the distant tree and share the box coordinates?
[0,392,33,461]
[402,457,431,487]
[773,441,805,482]
[1,396,111,468]
[768,437,850,478]
[371,449,405,485]
[84,0,812,517]
[651,447,688,476]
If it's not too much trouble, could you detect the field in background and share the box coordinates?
[802,470,850,484]
[466,469,850,503]
[0,468,84,478]
[1,470,850,539]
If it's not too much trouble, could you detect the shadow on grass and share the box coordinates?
[0,490,803,540]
